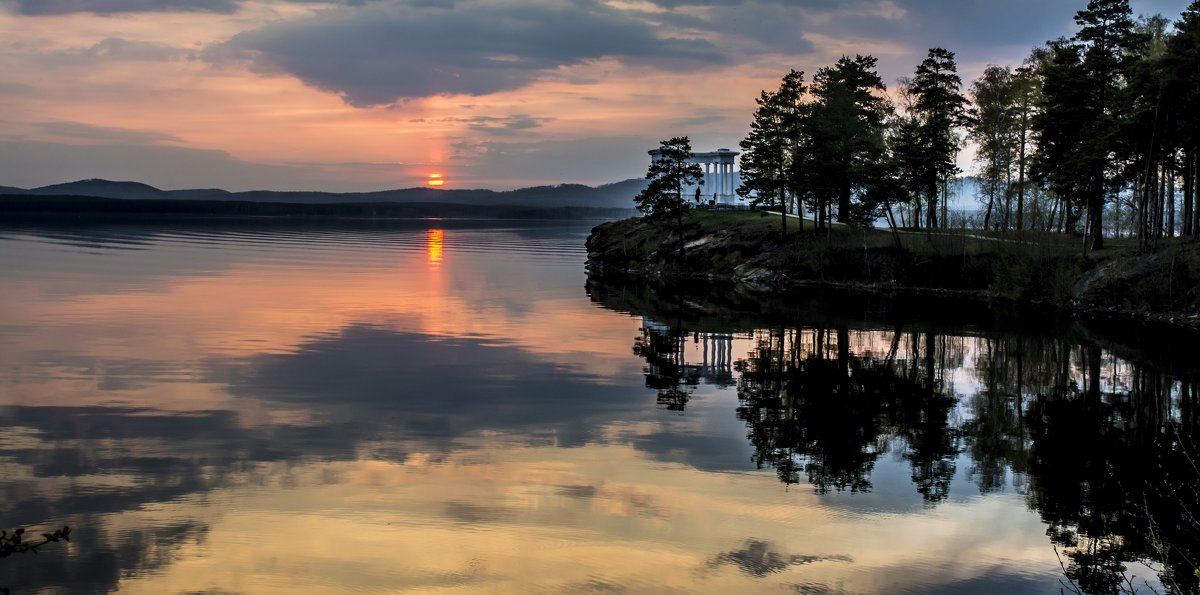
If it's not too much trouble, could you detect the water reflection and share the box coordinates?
[426,228,444,265]
[592,274,1200,594]
[220,323,643,447]
[2,223,651,593]
[706,539,853,577]
[1,225,1197,593]
[634,318,736,414]
[736,326,958,500]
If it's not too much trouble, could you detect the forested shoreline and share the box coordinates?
[725,0,1199,251]
[597,0,1200,332]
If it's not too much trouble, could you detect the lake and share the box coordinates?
[0,222,1196,594]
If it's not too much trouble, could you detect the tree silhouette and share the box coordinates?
[969,65,1018,230]
[738,70,806,237]
[807,55,891,226]
[1074,0,1144,250]
[633,322,700,412]
[907,48,970,229]
[636,136,703,262]
[735,326,960,501]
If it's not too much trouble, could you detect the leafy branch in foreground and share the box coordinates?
[0,526,71,558]
[1,526,71,595]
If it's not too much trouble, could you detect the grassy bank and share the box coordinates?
[586,210,1200,329]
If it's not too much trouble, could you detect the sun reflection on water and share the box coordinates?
[427,228,444,265]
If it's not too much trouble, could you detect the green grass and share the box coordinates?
[681,209,1125,261]
[684,209,856,240]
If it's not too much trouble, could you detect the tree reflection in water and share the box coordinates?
[634,318,736,412]
[1023,343,1200,594]
[611,279,1199,594]
[633,320,699,412]
[732,325,959,500]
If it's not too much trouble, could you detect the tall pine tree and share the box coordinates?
[908,48,970,229]
[1031,40,1091,235]
[1074,0,1144,249]
[1165,1,1200,237]
[738,70,807,237]
[807,55,891,227]
[635,137,703,260]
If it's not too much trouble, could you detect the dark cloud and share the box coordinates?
[207,1,728,106]
[643,0,1187,79]
[5,0,238,15]
[783,0,1179,70]
[669,108,741,129]
[63,37,194,61]
[642,0,817,56]
[36,121,183,145]
[1,0,387,14]
[0,80,37,95]
[446,114,553,135]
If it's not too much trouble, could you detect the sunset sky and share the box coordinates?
[0,0,1190,192]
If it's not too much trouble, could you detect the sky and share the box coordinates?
[0,0,1192,192]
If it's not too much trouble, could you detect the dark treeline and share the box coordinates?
[738,0,1200,252]
[0,194,631,221]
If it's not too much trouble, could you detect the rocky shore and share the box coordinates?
[585,211,1200,333]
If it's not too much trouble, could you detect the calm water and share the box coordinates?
[0,222,1196,594]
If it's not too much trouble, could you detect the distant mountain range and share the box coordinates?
[0,178,649,209]
[0,178,651,221]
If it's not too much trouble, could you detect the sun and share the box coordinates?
[427,173,445,187]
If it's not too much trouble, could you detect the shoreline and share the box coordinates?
[585,211,1200,334]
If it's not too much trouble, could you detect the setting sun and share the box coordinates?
[427,173,445,187]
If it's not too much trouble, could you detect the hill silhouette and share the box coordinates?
[0,178,648,209]
[18,179,168,199]
[0,178,648,221]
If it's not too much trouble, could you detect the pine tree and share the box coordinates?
[1073,0,1145,249]
[1165,0,1200,237]
[885,110,925,230]
[1031,40,1091,235]
[738,88,788,211]
[635,137,703,260]
[908,48,970,229]
[738,70,807,237]
[807,55,890,227]
[1121,15,1174,246]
